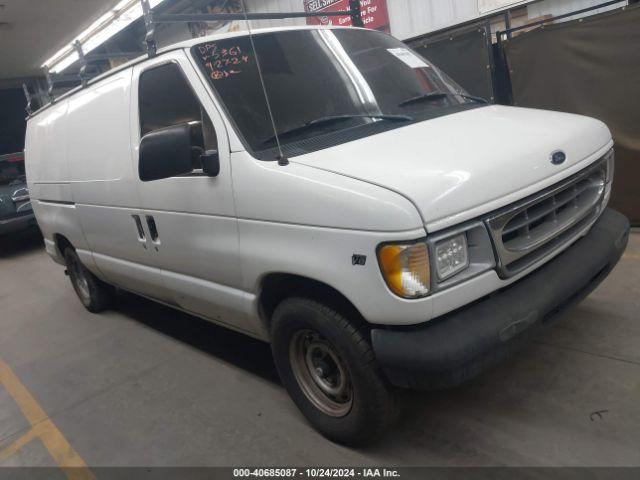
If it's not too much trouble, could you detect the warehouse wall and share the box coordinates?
[245,0,307,28]
[388,0,478,38]
[246,0,628,39]
[245,0,479,39]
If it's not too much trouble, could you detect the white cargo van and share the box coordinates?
[25,26,629,444]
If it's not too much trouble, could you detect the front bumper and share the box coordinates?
[371,208,630,390]
[0,213,37,235]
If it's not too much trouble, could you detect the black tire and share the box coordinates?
[64,247,115,313]
[270,298,397,445]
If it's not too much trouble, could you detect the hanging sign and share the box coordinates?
[303,0,391,33]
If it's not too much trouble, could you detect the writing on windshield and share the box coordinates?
[197,43,251,81]
[192,29,476,157]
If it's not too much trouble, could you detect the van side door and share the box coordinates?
[130,52,257,335]
[66,70,172,302]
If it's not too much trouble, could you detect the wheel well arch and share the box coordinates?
[53,233,74,257]
[257,273,370,333]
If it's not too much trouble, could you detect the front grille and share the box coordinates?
[486,159,607,278]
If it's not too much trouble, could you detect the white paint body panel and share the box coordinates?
[290,105,612,232]
[127,51,255,332]
[24,27,613,342]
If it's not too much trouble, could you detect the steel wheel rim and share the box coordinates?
[289,329,353,417]
[69,256,90,301]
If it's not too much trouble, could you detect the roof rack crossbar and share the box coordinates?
[143,0,363,54]
[85,51,146,62]
[151,0,363,26]
[154,9,362,23]
[44,68,55,102]
[48,73,100,83]
[141,0,157,57]
[30,1,365,116]
[41,50,145,96]
[22,84,33,115]
[41,64,101,107]
[349,0,364,27]
[72,40,89,87]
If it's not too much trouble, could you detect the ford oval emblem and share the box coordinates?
[551,150,567,165]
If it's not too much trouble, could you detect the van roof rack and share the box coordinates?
[26,0,364,116]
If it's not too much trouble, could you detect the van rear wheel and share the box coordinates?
[270,298,397,445]
[64,248,114,313]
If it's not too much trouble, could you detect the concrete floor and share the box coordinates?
[0,229,639,468]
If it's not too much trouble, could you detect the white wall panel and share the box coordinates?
[244,0,306,29]
[478,0,536,14]
[388,0,478,39]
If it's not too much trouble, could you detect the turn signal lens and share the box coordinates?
[378,242,430,298]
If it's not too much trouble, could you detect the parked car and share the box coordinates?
[0,152,37,236]
[24,26,629,444]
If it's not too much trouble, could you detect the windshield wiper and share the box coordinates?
[398,91,488,108]
[261,114,413,146]
[460,94,489,104]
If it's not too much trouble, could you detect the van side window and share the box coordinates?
[139,62,217,168]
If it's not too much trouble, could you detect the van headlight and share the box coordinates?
[377,241,430,298]
[434,233,469,280]
[604,148,615,183]
[378,223,496,299]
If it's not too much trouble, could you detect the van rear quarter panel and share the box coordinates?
[26,102,70,185]
[25,99,91,264]
[66,70,136,207]
[25,70,137,274]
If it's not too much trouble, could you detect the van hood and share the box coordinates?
[291,106,612,232]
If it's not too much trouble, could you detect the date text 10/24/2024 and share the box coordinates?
[233,468,401,478]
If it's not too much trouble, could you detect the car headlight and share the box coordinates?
[378,224,495,299]
[377,241,430,298]
[434,233,469,280]
[604,148,615,183]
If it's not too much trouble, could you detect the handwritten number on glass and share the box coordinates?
[198,43,250,80]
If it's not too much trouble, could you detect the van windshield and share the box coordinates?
[191,29,484,159]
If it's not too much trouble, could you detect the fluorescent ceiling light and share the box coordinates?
[43,0,166,74]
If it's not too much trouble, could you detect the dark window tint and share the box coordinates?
[191,29,479,158]
[138,62,217,157]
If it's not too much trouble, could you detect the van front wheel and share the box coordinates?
[64,248,114,313]
[270,298,396,445]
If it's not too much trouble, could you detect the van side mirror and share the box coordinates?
[201,150,220,177]
[139,124,194,182]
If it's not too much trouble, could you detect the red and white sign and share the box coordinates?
[303,0,390,33]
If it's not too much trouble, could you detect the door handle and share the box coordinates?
[132,215,147,249]
[145,215,160,245]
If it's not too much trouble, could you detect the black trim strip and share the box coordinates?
[38,199,75,206]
